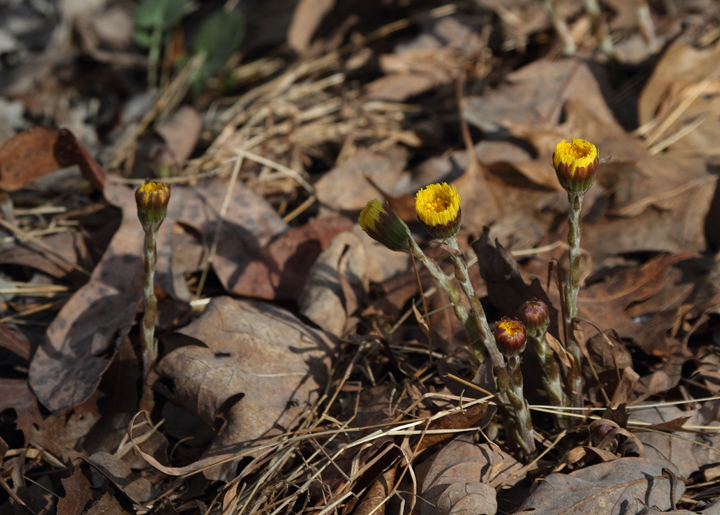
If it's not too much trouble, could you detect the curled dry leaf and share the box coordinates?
[298,231,368,337]
[0,126,104,191]
[155,296,336,480]
[421,434,523,515]
[517,458,684,514]
[28,183,143,415]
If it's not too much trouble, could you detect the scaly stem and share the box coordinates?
[444,237,535,456]
[408,239,483,359]
[505,355,536,457]
[528,329,569,428]
[564,192,585,407]
[445,236,502,368]
[140,227,158,391]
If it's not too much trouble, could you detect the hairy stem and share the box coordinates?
[140,227,158,390]
[528,328,569,428]
[505,355,536,457]
[564,192,585,407]
[408,239,483,359]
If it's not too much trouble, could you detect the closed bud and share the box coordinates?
[358,199,411,253]
[553,138,599,194]
[136,180,170,231]
[494,317,527,356]
[517,299,550,337]
[415,182,461,240]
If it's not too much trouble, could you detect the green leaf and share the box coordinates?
[132,29,153,48]
[134,0,192,30]
[192,10,245,80]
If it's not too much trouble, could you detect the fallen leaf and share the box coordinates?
[578,253,696,356]
[0,230,88,279]
[57,466,93,515]
[0,126,104,191]
[354,467,396,515]
[628,401,720,481]
[155,106,202,167]
[155,296,336,480]
[0,379,43,443]
[314,147,408,211]
[152,179,287,301]
[0,322,31,361]
[517,458,685,514]
[85,493,131,515]
[28,183,143,415]
[464,59,616,135]
[287,0,335,53]
[421,434,523,515]
[223,216,354,301]
[87,452,157,503]
[298,231,367,337]
[583,329,634,404]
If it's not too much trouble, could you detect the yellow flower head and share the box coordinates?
[493,316,527,355]
[135,180,170,230]
[552,138,599,194]
[415,183,461,239]
[358,199,410,253]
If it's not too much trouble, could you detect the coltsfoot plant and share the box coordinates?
[552,138,599,407]
[359,183,536,457]
[135,180,170,406]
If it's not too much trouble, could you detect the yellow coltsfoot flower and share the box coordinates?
[136,180,170,230]
[358,199,411,253]
[415,182,461,240]
[553,138,599,194]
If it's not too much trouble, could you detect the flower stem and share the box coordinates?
[444,237,535,456]
[445,236,504,368]
[528,329,569,428]
[564,192,585,407]
[408,239,483,360]
[504,355,536,457]
[140,226,158,401]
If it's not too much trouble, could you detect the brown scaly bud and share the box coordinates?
[358,199,411,253]
[517,299,550,337]
[493,317,527,356]
[136,180,170,231]
[553,138,599,194]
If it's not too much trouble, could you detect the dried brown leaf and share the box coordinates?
[354,467,396,515]
[0,379,43,443]
[287,0,335,53]
[0,322,31,361]
[628,401,720,481]
[85,493,131,515]
[87,452,157,503]
[298,231,367,337]
[421,434,523,515]
[156,296,335,480]
[57,467,93,515]
[517,458,684,514]
[28,183,143,415]
[0,127,104,191]
[314,147,408,211]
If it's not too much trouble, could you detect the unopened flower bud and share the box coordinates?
[358,199,411,253]
[553,138,599,194]
[494,317,527,356]
[136,180,170,231]
[415,182,461,240]
[517,299,550,337]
